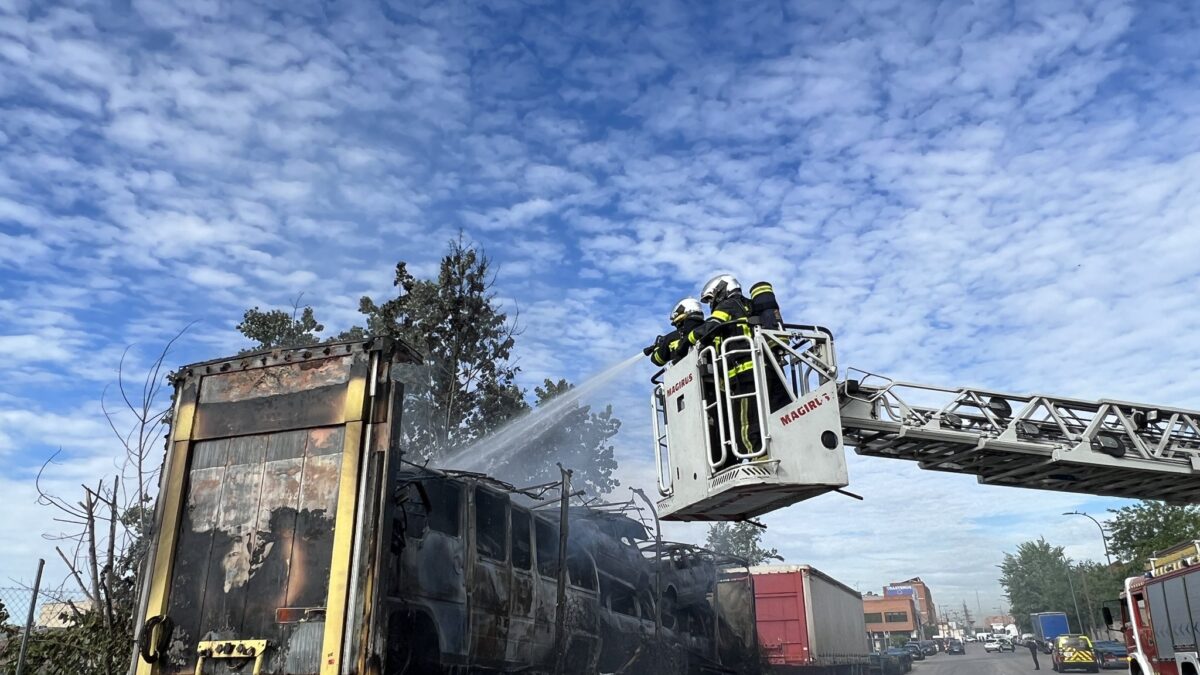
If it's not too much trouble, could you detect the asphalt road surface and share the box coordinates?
[912,647,1046,675]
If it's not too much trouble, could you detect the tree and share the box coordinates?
[704,522,782,565]
[237,295,325,353]
[999,539,1085,634]
[345,236,526,454]
[1106,501,1200,568]
[1076,559,1128,635]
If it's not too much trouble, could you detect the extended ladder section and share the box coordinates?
[839,371,1200,504]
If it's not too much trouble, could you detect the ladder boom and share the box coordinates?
[839,371,1200,503]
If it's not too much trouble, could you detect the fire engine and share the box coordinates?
[1105,548,1200,675]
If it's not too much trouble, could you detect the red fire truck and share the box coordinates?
[1107,565,1200,675]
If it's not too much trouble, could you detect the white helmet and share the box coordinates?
[670,298,703,326]
[700,274,741,306]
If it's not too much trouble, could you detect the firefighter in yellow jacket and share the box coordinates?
[689,274,759,466]
[644,298,705,367]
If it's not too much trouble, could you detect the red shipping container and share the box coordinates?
[751,565,870,672]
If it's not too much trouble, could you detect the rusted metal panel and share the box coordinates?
[282,621,326,673]
[197,356,351,404]
[192,385,348,440]
[286,428,344,609]
[163,438,227,672]
[240,431,306,648]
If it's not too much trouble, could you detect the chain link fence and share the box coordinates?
[1,585,96,673]
[0,587,92,630]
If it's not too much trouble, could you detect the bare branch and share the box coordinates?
[84,489,105,626]
[105,475,118,626]
[56,546,95,604]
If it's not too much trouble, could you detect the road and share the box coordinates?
[910,647,1046,675]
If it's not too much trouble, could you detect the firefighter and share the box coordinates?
[690,274,760,466]
[644,298,705,367]
[748,280,793,413]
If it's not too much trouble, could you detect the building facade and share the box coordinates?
[864,594,923,647]
[886,577,936,626]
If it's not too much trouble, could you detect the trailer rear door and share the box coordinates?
[136,344,379,675]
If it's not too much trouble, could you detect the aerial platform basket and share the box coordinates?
[652,325,850,521]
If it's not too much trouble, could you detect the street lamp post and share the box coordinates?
[1063,511,1114,567]
[1062,555,1084,634]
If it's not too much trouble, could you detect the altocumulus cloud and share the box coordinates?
[1,0,1198,611]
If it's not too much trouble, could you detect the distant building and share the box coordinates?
[886,577,936,625]
[865,594,923,645]
[36,599,91,628]
[937,620,967,640]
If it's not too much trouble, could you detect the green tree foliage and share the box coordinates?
[1076,560,1128,634]
[1000,539,1087,634]
[237,298,325,353]
[346,237,525,451]
[704,522,782,565]
[1106,501,1200,567]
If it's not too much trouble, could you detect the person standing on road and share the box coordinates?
[1026,639,1041,670]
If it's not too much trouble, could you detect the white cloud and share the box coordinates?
[185,266,243,289]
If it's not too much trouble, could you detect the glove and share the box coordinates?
[643,335,666,356]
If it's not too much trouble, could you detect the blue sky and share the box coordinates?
[2,0,1199,617]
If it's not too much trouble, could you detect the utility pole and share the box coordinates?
[553,465,572,675]
[1075,560,1097,637]
[1062,555,1084,634]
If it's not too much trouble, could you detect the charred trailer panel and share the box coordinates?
[383,473,603,673]
[133,339,418,675]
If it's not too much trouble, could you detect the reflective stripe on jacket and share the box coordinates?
[688,295,754,377]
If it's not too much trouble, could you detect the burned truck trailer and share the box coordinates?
[132,338,758,674]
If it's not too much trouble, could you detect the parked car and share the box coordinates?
[947,639,966,655]
[1092,640,1129,670]
[902,642,926,661]
[885,647,914,672]
[1051,634,1101,673]
[869,652,903,675]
